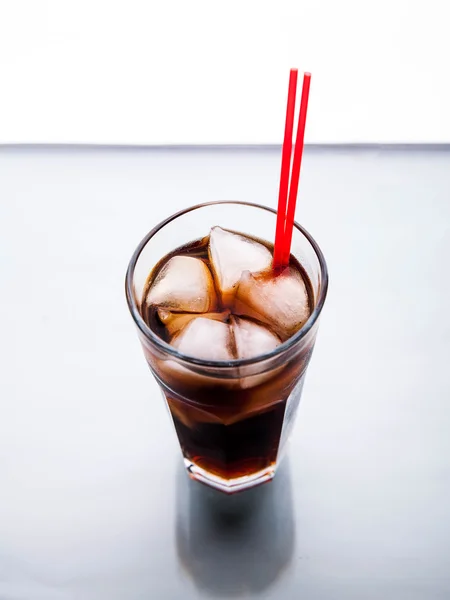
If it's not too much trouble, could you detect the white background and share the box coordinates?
[1,0,449,145]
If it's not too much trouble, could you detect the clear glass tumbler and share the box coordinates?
[126,201,328,493]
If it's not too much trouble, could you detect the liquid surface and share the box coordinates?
[142,227,313,352]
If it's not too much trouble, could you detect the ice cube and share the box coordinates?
[146,256,216,313]
[172,317,234,361]
[234,268,310,340]
[158,309,230,337]
[229,316,282,390]
[208,227,272,302]
[154,357,238,394]
[231,316,281,359]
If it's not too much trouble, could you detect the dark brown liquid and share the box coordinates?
[141,232,314,482]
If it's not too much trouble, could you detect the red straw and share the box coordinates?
[273,71,311,270]
[282,72,311,265]
[273,69,298,269]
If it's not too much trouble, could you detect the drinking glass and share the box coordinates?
[126,201,328,493]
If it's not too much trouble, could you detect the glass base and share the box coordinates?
[184,459,276,494]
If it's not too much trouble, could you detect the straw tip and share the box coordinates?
[304,72,312,78]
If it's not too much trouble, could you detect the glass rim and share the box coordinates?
[125,200,328,368]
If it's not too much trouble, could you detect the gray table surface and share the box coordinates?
[0,145,449,600]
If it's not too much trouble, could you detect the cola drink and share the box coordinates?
[141,227,313,486]
[126,203,328,493]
